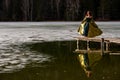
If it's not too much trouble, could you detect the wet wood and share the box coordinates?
[74,37,120,55]
[74,49,110,54]
[74,37,110,43]
[101,38,104,55]
[74,49,120,54]
[75,37,110,55]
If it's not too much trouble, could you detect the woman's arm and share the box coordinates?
[81,17,87,23]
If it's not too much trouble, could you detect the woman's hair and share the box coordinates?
[83,10,92,18]
[86,11,92,16]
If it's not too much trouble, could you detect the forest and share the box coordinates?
[0,0,120,21]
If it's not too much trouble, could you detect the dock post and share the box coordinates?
[77,39,79,50]
[87,40,90,51]
[106,41,109,51]
[101,38,104,55]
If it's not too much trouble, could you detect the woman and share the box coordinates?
[78,11,102,37]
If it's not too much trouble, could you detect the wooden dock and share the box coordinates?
[74,37,120,55]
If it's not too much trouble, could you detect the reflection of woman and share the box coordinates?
[78,11,102,37]
[78,53,92,77]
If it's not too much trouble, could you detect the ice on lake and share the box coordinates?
[0,22,120,73]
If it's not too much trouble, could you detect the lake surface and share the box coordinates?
[0,22,120,80]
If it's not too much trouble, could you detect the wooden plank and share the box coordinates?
[74,49,120,54]
[109,53,120,55]
[74,49,110,53]
[105,38,120,44]
[74,37,120,55]
[74,37,110,43]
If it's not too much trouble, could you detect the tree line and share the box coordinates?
[0,0,120,21]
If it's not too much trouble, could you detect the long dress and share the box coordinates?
[78,17,102,37]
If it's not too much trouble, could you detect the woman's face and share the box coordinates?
[87,11,90,15]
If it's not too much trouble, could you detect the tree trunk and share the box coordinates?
[29,0,33,21]
[21,0,30,21]
[56,0,60,19]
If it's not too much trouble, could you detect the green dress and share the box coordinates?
[78,17,102,37]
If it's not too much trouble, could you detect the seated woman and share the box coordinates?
[78,11,102,37]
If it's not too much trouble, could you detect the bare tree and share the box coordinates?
[29,0,33,21]
[4,0,10,12]
[21,0,30,21]
[65,0,81,20]
[55,0,60,19]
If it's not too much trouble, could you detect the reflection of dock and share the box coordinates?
[74,37,120,55]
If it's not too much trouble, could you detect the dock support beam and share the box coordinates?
[101,38,104,55]
[75,37,110,55]
[77,39,79,50]
[106,41,109,51]
[87,40,90,51]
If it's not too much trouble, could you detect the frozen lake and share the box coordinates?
[0,22,120,80]
[0,22,120,43]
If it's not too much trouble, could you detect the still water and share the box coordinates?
[0,22,120,80]
[0,41,120,80]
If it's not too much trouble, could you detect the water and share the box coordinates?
[0,22,120,80]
